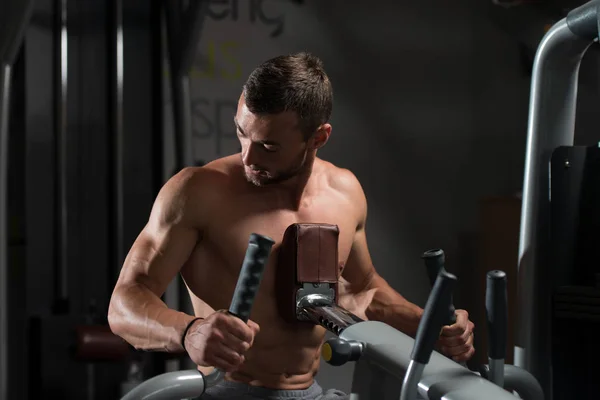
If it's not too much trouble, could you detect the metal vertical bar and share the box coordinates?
[0,3,34,397]
[113,0,125,272]
[0,61,12,400]
[515,18,593,399]
[152,0,165,196]
[53,0,70,313]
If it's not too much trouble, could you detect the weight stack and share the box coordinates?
[552,285,600,399]
[549,145,600,400]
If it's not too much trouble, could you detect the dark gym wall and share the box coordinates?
[159,0,600,392]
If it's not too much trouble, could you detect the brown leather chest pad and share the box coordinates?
[276,223,340,323]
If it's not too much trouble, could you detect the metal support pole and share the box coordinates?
[0,61,12,400]
[0,0,34,397]
[515,5,597,397]
[53,0,70,313]
[111,0,125,275]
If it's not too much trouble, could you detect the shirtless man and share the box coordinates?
[108,52,475,400]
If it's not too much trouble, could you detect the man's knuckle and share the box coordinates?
[209,331,223,344]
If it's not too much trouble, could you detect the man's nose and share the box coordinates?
[242,142,260,167]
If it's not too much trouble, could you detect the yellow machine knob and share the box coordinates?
[321,337,362,366]
[322,342,333,362]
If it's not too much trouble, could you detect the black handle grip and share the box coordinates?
[228,233,275,322]
[422,249,445,286]
[486,270,508,360]
[421,249,456,325]
[411,270,457,364]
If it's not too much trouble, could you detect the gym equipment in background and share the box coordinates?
[548,144,600,398]
[0,1,35,399]
[515,1,600,398]
[2,0,163,396]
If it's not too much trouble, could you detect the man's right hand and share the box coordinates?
[183,310,260,372]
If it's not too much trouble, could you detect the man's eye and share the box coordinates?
[263,145,277,152]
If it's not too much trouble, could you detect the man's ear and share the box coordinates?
[310,123,332,150]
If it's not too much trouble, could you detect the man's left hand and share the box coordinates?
[437,309,475,362]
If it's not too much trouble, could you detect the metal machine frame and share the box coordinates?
[120,250,543,400]
[515,2,600,399]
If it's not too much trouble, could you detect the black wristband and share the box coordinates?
[181,317,204,352]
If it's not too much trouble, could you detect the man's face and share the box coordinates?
[235,96,311,187]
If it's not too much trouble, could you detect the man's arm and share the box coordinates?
[341,229,424,337]
[338,170,475,361]
[336,170,424,337]
[108,167,210,353]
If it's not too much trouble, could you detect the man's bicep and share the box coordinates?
[119,222,198,296]
[341,227,377,292]
[116,169,201,296]
[340,169,375,291]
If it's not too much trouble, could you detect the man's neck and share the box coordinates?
[267,159,318,210]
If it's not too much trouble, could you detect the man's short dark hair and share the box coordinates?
[242,52,333,139]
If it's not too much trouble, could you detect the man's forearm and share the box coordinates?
[108,282,196,353]
[365,275,424,337]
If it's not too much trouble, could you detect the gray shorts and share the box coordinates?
[196,379,348,400]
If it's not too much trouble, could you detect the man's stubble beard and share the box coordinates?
[243,148,310,187]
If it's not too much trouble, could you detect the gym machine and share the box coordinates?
[121,224,543,400]
[1,0,163,398]
[515,1,600,399]
[0,1,35,399]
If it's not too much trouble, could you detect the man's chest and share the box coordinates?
[204,196,358,277]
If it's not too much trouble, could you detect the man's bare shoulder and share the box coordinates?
[317,159,367,211]
[169,155,242,193]
[156,156,242,220]
[201,154,243,176]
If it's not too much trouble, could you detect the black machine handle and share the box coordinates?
[228,233,275,323]
[411,270,458,364]
[422,249,457,325]
[486,270,508,360]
